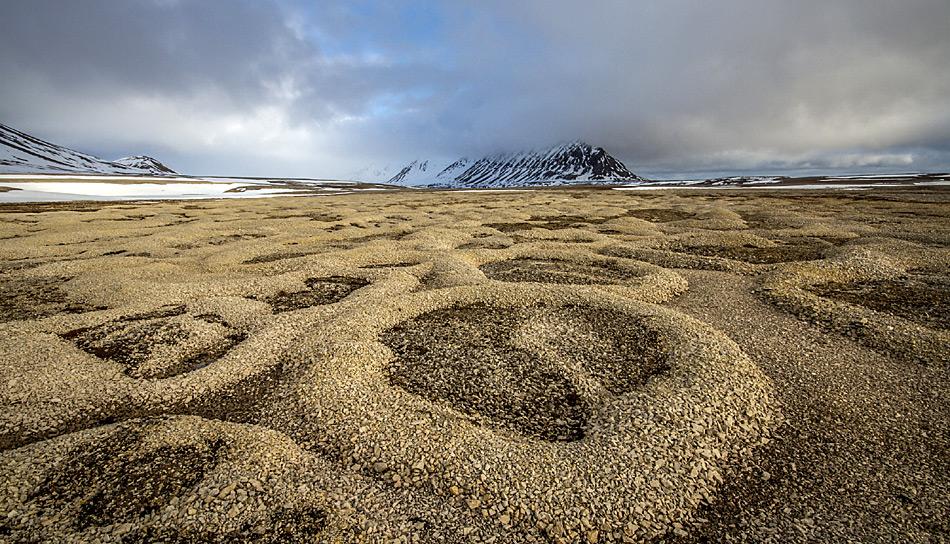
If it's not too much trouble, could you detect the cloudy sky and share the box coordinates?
[2,0,949,179]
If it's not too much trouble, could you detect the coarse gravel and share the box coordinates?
[0,186,946,543]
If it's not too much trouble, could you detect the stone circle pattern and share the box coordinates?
[6,188,942,541]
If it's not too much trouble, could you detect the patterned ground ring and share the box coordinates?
[297,283,777,541]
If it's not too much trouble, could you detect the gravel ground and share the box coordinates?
[667,270,949,542]
[0,186,946,543]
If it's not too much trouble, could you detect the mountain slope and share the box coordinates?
[0,123,176,175]
[373,142,642,187]
[388,158,472,185]
[114,155,176,175]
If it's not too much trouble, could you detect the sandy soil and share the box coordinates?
[0,187,946,543]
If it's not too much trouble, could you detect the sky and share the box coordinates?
[1,0,949,179]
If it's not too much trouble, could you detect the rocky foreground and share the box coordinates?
[0,187,947,542]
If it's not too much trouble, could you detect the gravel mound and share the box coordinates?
[274,282,777,542]
[468,244,689,303]
[0,416,406,542]
[807,272,948,330]
[760,241,950,366]
[600,231,839,274]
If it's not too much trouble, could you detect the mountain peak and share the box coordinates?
[389,141,641,188]
[115,155,176,175]
[372,141,642,187]
[0,123,177,176]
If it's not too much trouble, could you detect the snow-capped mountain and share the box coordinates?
[388,158,473,185]
[346,164,402,183]
[113,155,176,175]
[354,142,642,187]
[0,123,176,175]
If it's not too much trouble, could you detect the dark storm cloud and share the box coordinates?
[0,1,307,105]
[1,0,948,177]
[429,0,950,175]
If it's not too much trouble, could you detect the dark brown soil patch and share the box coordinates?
[480,257,644,284]
[67,319,189,366]
[557,305,671,395]
[808,273,949,330]
[119,504,326,543]
[266,212,343,222]
[324,230,412,249]
[381,303,670,440]
[0,276,106,323]
[187,360,287,425]
[61,306,245,379]
[672,241,827,264]
[381,304,589,441]
[457,240,510,250]
[207,233,267,246]
[624,208,694,222]
[193,313,230,326]
[258,276,369,313]
[177,333,248,373]
[29,426,223,530]
[119,305,188,321]
[258,506,328,543]
[243,251,315,264]
[0,258,47,274]
[527,214,614,228]
[170,242,200,250]
[484,222,545,233]
[485,215,611,233]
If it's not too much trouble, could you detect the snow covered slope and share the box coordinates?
[355,142,642,187]
[114,155,176,174]
[0,123,176,175]
[388,158,473,185]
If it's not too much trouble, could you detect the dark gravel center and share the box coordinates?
[29,428,223,530]
[672,241,827,264]
[60,307,246,379]
[808,273,949,330]
[381,303,670,441]
[258,276,369,313]
[480,258,644,285]
[0,276,106,323]
[624,208,694,222]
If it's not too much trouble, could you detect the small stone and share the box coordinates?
[218,483,237,499]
